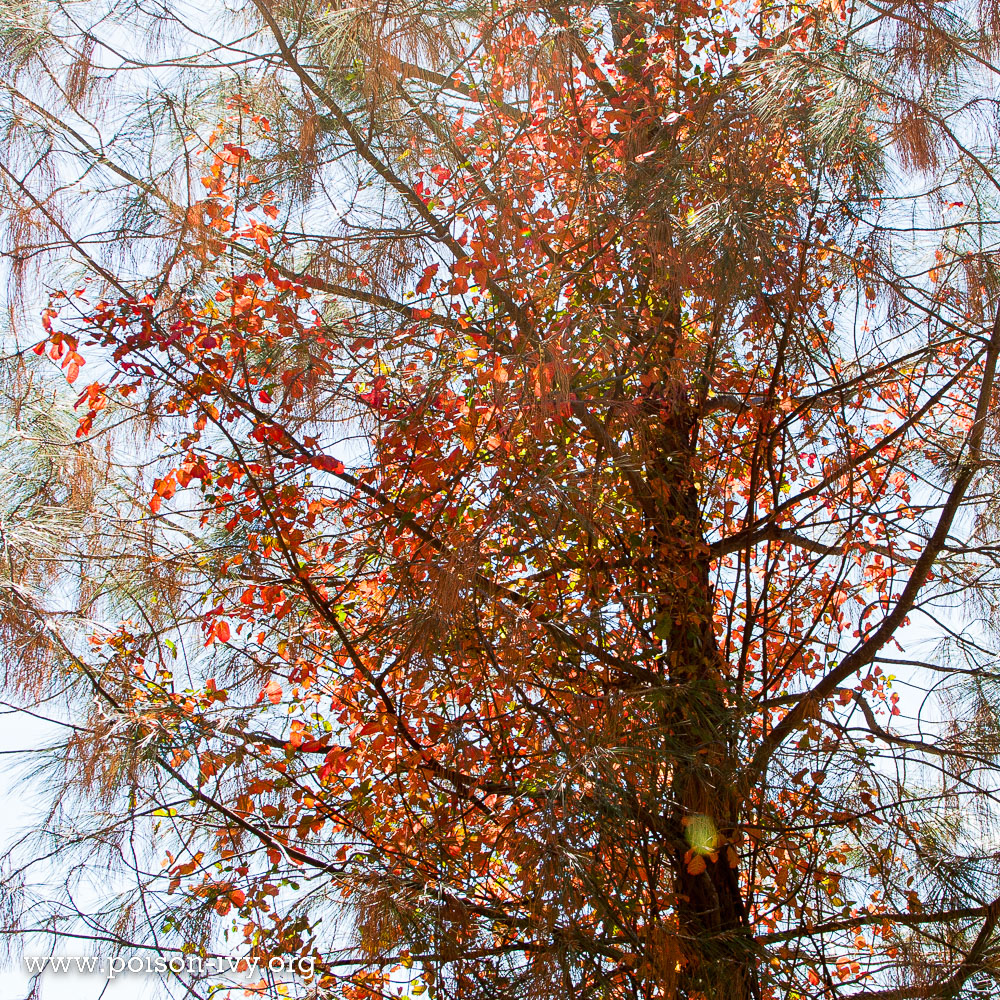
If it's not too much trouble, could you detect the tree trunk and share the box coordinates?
[644,385,757,1000]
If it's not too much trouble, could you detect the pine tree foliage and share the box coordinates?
[3,2,1000,1000]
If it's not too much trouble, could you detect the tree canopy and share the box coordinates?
[3,2,1000,999]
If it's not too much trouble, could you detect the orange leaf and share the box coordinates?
[416,264,438,294]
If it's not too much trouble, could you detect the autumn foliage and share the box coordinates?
[5,1,1000,999]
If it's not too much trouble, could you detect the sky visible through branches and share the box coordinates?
[4,2,1000,1000]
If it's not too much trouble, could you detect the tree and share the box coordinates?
[4,1,1000,998]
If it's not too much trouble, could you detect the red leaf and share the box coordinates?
[311,454,344,474]
[416,264,438,294]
